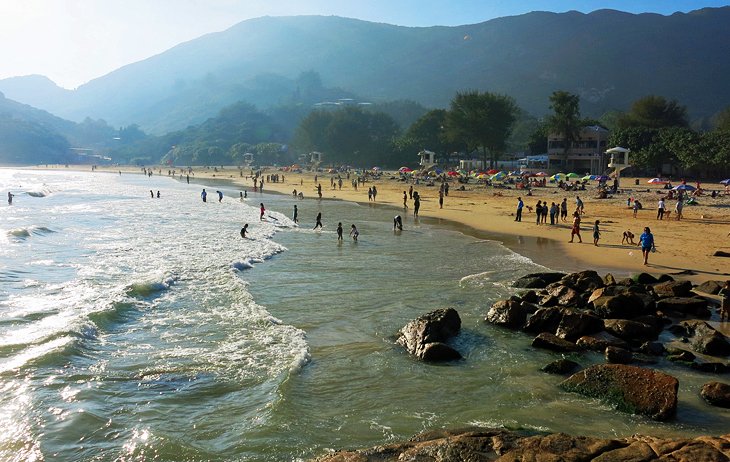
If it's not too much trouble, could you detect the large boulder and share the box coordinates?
[656,297,710,317]
[672,320,730,357]
[560,364,679,421]
[632,272,658,284]
[485,299,527,329]
[590,293,648,319]
[652,280,693,298]
[546,284,584,307]
[561,270,605,292]
[695,280,724,295]
[513,272,566,289]
[396,308,462,361]
[555,311,604,341]
[523,307,564,334]
[605,346,633,364]
[532,332,580,352]
[603,319,658,342]
[542,359,581,375]
[576,333,630,352]
[701,381,730,408]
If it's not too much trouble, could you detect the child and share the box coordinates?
[593,220,601,246]
[622,230,636,245]
[240,223,248,238]
[336,222,343,241]
[350,224,359,241]
[719,281,730,322]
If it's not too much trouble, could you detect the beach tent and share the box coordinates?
[565,173,580,179]
[673,184,696,191]
[490,172,506,181]
[446,171,460,177]
[648,178,670,184]
[581,175,594,181]
[399,166,413,173]
[720,179,730,185]
[487,169,500,175]
[596,175,610,182]
[550,173,566,181]
[534,172,548,177]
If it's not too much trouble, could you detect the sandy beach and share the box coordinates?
[36,165,730,284]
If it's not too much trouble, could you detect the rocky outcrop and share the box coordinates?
[396,308,462,361]
[310,427,730,461]
[542,359,581,375]
[532,332,580,352]
[701,381,730,408]
[485,299,527,328]
[695,280,723,295]
[560,364,679,421]
[671,320,730,357]
[603,319,658,342]
[656,297,710,317]
[513,272,566,288]
[652,280,694,298]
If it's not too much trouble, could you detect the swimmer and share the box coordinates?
[394,215,403,231]
[240,223,249,238]
[350,224,359,241]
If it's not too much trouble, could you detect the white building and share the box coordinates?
[547,125,609,174]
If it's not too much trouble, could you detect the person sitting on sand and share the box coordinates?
[622,230,637,245]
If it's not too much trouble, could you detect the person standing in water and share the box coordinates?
[150,190,154,198]
[217,191,224,202]
[394,215,403,231]
[403,191,408,209]
[336,222,343,241]
[293,205,299,224]
[201,189,207,202]
[259,203,266,221]
[313,212,323,230]
[240,223,248,238]
[350,224,359,241]
[413,192,420,217]
[7,192,14,205]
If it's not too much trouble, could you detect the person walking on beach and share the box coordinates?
[632,199,642,218]
[639,226,655,265]
[438,189,444,209]
[560,198,568,222]
[675,198,683,221]
[240,223,248,238]
[201,189,207,203]
[403,191,408,208]
[372,186,377,201]
[259,203,266,221]
[336,222,343,241]
[317,183,322,199]
[657,198,666,220]
[569,211,582,243]
[413,192,420,218]
[576,196,585,215]
[293,205,298,224]
[515,197,523,221]
[593,220,601,246]
[350,224,359,241]
[408,185,413,199]
[314,212,323,230]
[368,187,373,201]
[719,281,730,321]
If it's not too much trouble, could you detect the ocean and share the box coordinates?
[1,168,726,461]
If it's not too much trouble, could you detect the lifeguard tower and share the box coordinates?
[606,146,630,188]
[242,152,254,166]
[309,151,323,170]
[418,150,437,169]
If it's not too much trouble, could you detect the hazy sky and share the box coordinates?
[1,0,728,89]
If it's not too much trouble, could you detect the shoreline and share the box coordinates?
[16,164,730,284]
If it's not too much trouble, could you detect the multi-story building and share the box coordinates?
[546,125,609,174]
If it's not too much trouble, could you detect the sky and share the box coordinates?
[1,0,728,89]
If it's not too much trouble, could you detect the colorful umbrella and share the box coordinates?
[371,166,381,171]
[581,175,593,181]
[596,175,610,182]
[550,173,566,181]
[565,172,580,179]
[533,172,547,177]
[447,171,460,177]
[648,178,669,184]
[487,169,500,175]
[399,166,413,173]
[490,172,506,181]
[673,184,696,191]
[720,179,730,185]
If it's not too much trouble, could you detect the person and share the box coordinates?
[593,220,601,246]
[675,198,683,221]
[313,212,323,230]
[150,190,154,198]
[633,199,641,218]
[515,197,523,222]
[350,224,359,241]
[549,202,558,225]
[240,223,249,238]
[186,174,190,184]
[560,198,568,222]
[368,187,373,201]
[240,191,244,201]
[394,215,403,231]
[438,189,444,209]
[569,211,582,243]
[201,189,207,202]
[244,190,247,199]
[541,202,548,224]
[403,191,408,208]
[639,226,655,265]
[259,203,265,221]
[657,198,666,220]
[408,185,413,199]
[622,230,636,245]
[293,205,298,224]
[535,200,542,225]
[719,281,730,321]
[7,192,14,205]
[336,222,343,241]
[317,183,322,198]
[576,196,584,215]
[156,191,160,198]
[413,192,420,217]
[217,190,223,202]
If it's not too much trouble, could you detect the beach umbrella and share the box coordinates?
[581,175,593,181]
[720,179,730,185]
[534,172,547,177]
[446,170,460,177]
[490,172,506,181]
[596,175,610,182]
[550,173,566,181]
[648,178,669,184]
[673,184,696,191]
[371,166,381,172]
[476,173,489,179]
[565,172,580,179]
[399,166,413,173]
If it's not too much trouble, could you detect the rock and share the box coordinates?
[310,427,730,462]
[632,272,658,284]
[639,341,666,356]
[576,333,630,352]
[546,284,584,307]
[542,359,581,375]
[656,297,709,316]
[485,299,527,329]
[555,311,604,341]
[603,273,617,286]
[695,280,724,295]
[656,274,675,283]
[538,294,559,307]
[532,332,580,352]
[519,289,540,303]
[701,382,730,408]
[523,307,563,334]
[605,346,633,364]
[561,270,605,292]
[590,293,648,319]
[396,308,462,361]
[604,319,658,342]
[674,320,730,357]
[713,250,730,257]
[560,364,679,421]
[653,280,694,298]
[513,272,566,289]
[692,362,730,373]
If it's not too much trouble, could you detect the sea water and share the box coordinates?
[0,169,726,461]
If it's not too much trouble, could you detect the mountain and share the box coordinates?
[2,8,730,134]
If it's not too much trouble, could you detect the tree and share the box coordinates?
[545,91,582,168]
[714,106,730,132]
[445,91,517,169]
[617,95,688,129]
